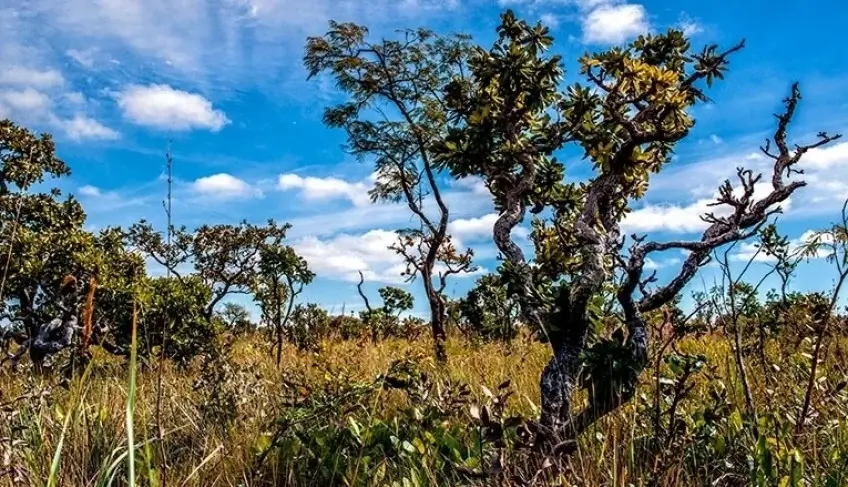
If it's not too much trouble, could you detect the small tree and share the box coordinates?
[459,272,520,342]
[134,275,217,364]
[434,10,841,445]
[127,219,292,318]
[127,219,307,362]
[288,303,331,352]
[356,272,415,341]
[379,286,414,319]
[218,302,253,335]
[304,22,475,362]
[253,243,314,365]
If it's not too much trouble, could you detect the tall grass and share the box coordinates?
[2,330,847,486]
[125,298,138,487]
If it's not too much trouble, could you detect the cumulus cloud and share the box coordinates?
[0,70,118,142]
[678,14,703,36]
[191,173,263,199]
[278,173,372,206]
[644,256,681,270]
[623,179,793,234]
[0,88,51,114]
[291,229,407,284]
[494,0,652,45]
[78,185,102,197]
[449,213,529,242]
[540,13,559,28]
[292,228,482,284]
[582,4,650,44]
[0,66,64,88]
[61,115,120,141]
[115,84,230,131]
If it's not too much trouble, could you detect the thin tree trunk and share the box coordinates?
[430,297,447,362]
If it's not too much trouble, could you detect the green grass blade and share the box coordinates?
[126,296,139,486]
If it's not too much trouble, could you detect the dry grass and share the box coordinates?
[1,331,847,486]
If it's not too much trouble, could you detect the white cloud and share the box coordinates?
[292,229,407,284]
[582,4,650,44]
[292,228,482,284]
[678,15,702,37]
[78,185,102,197]
[61,115,120,141]
[278,170,496,242]
[800,141,848,171]
[493,0,651,46]
[448,176,490,196]
[710,134,723,144]
[74,184,146,215]
[0,88,118,142]
[0,61,115,142]
[0,88,51,113]
[644,256,681,270]
[0,66,64,88]
[622,198,716,234]
[623,179,793,234]
[540,13,559,28]
[628,140,848,234]
[191,173,263,199]
[278,173,371,206]
[115,84,229,131]
[7,0,459,99]
[449,213,529,242]
[63,91,86,105]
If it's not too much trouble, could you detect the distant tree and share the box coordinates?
[218,302,253,335]
[459,273,520,342]
[356,272,415,342]
[378,286,414,321]
[127,219,308,361]
[288,302,331,351]
[134,275,218,364]
[304,22,475,362]
[433,10,840,447]
[252,243,314,365]
[127,219,291,318]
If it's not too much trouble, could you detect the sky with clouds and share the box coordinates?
[2,0,847,318]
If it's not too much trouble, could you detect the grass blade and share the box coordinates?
[126,295,139,486]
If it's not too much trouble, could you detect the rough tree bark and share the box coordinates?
[527,83,841,447]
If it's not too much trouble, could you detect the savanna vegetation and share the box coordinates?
[2,10,848,487]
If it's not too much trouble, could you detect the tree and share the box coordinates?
[126,219,292,321]
[459,272,520,342]
[0,120,142,369]
[355,273,416,341]
[433,10,841,447]
[379,285,414,320]
[252,243,314,366]
[288,303,331,351]
[218,302,253,335]
[134,275,218,363]
[304,22,475,362]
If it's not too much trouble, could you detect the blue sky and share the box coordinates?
[2,0,847,318]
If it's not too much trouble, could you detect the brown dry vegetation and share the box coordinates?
[3,325,847,486]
